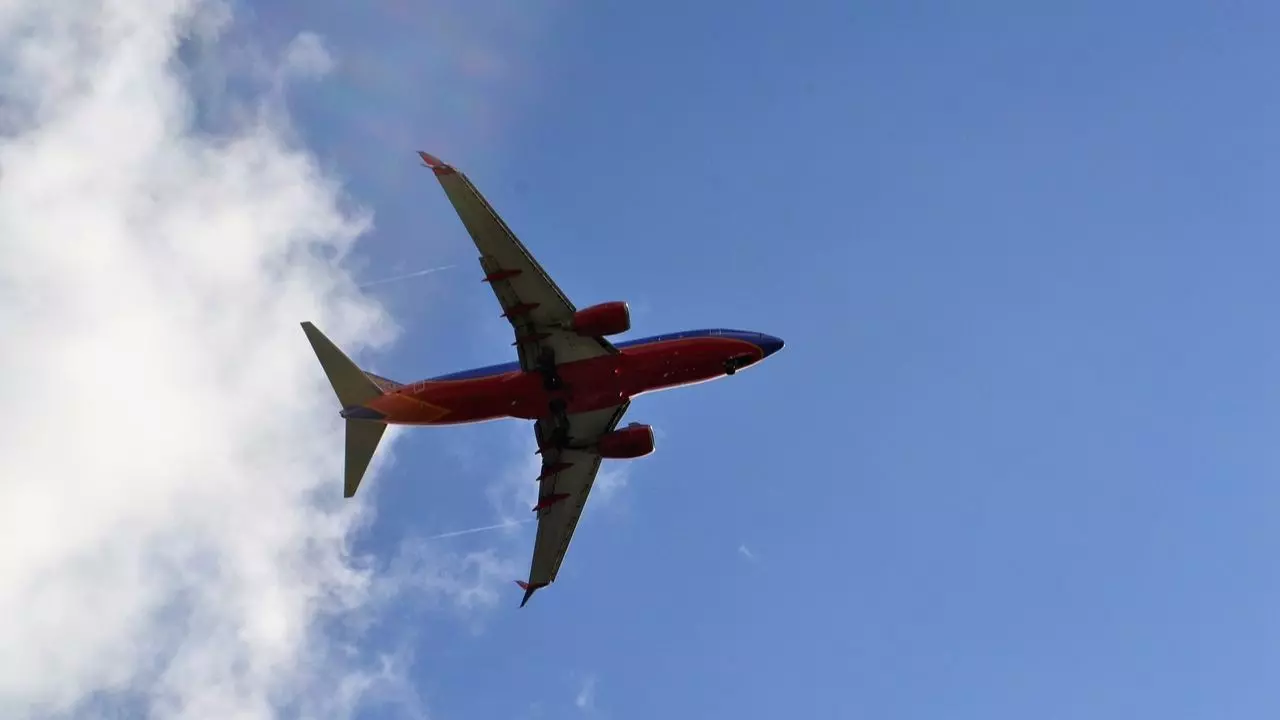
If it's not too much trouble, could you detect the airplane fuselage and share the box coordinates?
[360,329,783,425]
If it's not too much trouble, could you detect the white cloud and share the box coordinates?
[0,1,428,718]
[484,426,632,524]
[382,542,520,618]
[486,429,544,525]
[591,466,629,505]
[738,544,757,562]
[574,675,596,713]
[281,31,336,79]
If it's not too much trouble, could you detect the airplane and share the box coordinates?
[301,151,785,607]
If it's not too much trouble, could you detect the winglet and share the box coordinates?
[417,151,456,176]
[516,580,547,608]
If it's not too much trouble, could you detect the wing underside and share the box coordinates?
[419,152,615,370]
[520,402,630,605]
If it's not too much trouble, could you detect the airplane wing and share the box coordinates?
[418,151,616,372]
[519,401,631,606]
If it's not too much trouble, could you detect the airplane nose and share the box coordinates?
[758,334,785,358]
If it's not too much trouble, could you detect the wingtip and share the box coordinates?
[515,580,546,608]
[417,151,455,176]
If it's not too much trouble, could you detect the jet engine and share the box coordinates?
[596,423,655,459]
[571,301,631,337]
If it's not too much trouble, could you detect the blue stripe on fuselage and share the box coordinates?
[425,328,765,381]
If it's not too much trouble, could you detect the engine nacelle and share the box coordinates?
[572,301,631,337]
[596,423,655,459]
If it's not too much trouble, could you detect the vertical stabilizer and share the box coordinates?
[300,321,385,408]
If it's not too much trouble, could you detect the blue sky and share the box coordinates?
[261,1,1280,717]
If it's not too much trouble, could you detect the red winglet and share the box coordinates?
[516,580,548,607]
[417,151,456,176]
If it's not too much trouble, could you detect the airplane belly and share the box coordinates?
[378,372,536,425]
[519,356,631,417]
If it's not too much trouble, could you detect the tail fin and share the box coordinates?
[300,322,385,408]
[300,321,390,498]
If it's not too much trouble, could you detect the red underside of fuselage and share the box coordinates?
[364,336,765,425]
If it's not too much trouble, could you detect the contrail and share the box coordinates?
[419,518,535,541]
[358,264,457,288]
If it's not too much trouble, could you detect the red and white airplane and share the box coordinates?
[303,152,784,606]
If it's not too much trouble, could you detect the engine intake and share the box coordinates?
[596,423,655,459]
[572,301,631,337]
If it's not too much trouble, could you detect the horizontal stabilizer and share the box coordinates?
[345,419,386,498]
